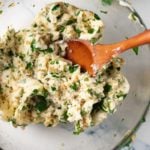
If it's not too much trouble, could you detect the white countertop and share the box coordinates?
[126,1,150,149]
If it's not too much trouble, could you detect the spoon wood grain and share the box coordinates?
[66,30,150,76]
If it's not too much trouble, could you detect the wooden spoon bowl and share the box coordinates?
[66,30,150,76]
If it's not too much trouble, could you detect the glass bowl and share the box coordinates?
[0,0,150,150]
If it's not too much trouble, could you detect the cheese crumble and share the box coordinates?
[0,2,129,134]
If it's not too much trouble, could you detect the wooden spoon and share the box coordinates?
[66,30,150,76]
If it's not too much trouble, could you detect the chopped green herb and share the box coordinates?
[51,86,56,91]
[94,13,101,20]
[42,89,49,98]
[61,110,68,122]
[87,89,101,98]
[34,95,48,112]
[46,47,53,53]
[51,72,63,78]
[75,10,80,16]
[33,23,37,28]
[90,38,98,44]
[50,60,59,65]
[88,28,95,34]
[57,14,63,20]
[130,12,138,21]
[84,77,89,81]
[74,121,83,135]
[116,92,127,99]
[74,28,81,36]
[3,64,13,70]
[59,26,65,32]
[18,53,25,60]
[32,89,39,95]
[64,3,69,7]
[104,84,112,94]
[52,4,60,11]
[96,75,102,84]
[140,116,146,123]
[21,105,27,111]
[101,100,115,113]
[106,65,114,75]
[47,17,51,22]
[81,110,87,116]
[132,47,139,55]
[102,0,113,5]
[21,90,26,99]
[9,118,16,125]
[100,10,108,14]
[69,65,78,73]
[0,10,3,15]
[70,82,80,91]
[31,39,36,51]
[66,19,77,25]
[26,62,33,70]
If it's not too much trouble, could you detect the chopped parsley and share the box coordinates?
[69,65,78,73]
[88,28,95,34]
[74,28,81,36]
[94,13,101,20]
[50,60,59,64]
[34,95,48,112]
[3,63,13,70]
[42,89,49,98]
[31,39,37,51]
[130,12,138,21]
[74,121,83,135]
[116,92,127,99]
[59,26,65,32]
[64,3,69,7]
[33,23,37,28]
[51,72,63,78]
[26,62,33,70]
[46,47,53,53]
[51,4,60,11]
[75,10,80,16]
[90,38,98,44]
[0,10,3,15]
[18,53,25,60]
[104,84,112,94]
[32,89,38,95]
[9,118,16,125]
[51,86,56,91]
[102,0,113,5]
[47,17,51,22]
[96,75,102,84]
[87,89,101,98]
[132,47,139,55]
[70,82,80,91]
[66,19,77,25]
[61,110,68,122]
[80,110,87,116]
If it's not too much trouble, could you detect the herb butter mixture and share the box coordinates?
[0,2,129,134]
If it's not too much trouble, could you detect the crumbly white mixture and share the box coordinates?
[0,2,129,134]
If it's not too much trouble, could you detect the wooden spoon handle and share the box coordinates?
[111,29,150,53]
